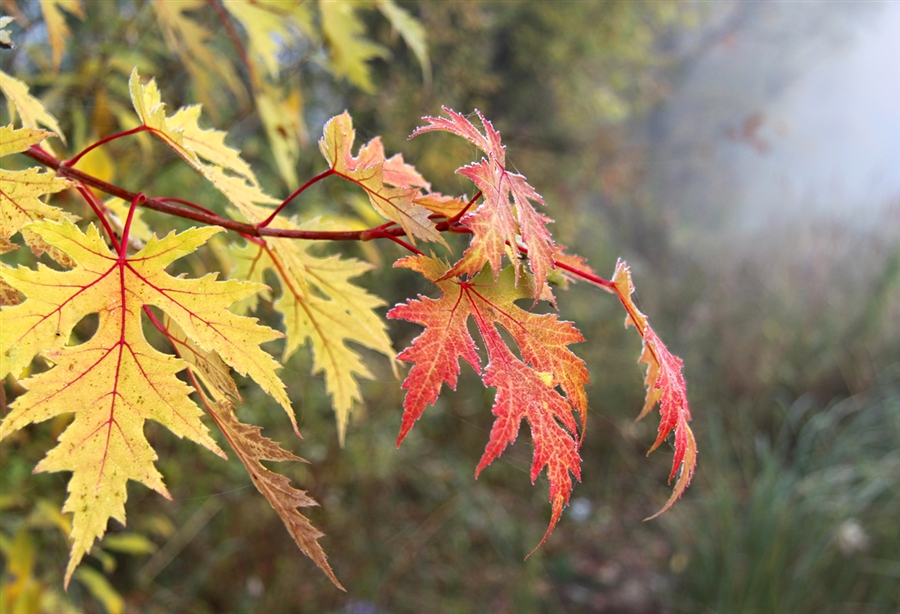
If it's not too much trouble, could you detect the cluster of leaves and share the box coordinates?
[0,5,696,594]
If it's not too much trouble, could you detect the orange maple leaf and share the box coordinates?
[612,259,697,518]
[411,108,558,297]
[388,255,589,551]
[319,111,445,245]
[0,219,291,585]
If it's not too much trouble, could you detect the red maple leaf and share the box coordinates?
[612,260,697,517]
[388,255,589,550]
[410,108,558,297]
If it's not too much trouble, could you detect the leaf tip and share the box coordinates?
[525,493,566,560]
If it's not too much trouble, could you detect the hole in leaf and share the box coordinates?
[71,313,98,344]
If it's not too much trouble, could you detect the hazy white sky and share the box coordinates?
[760,1,900,221]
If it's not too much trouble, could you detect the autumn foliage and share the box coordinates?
[0,8,696,592]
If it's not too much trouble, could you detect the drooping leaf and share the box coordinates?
[231,210,397,445]
[319,0,388,93]
[38,0,83,71]
[0,71,65,142]
[160,314,242,405]
[612,259,696,518]
[374,0,431,85]
[158,315,341,587]
[388,255,589,549]
[255,82,306,187]
[319,111,444,245]
[207,399,344,589]
[0,219,293,584]
[0,125,74,243]
[411,108,558,296]
[151,0,248,111]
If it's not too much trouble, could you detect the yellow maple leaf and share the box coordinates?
[0,219,293,585]
[319,0,388,93]
[161,314,242,405]
[0,70,65,142]
[38,0,83,71]
[231,209,397,445]
[128,68,258,185]
[0,124,74,242]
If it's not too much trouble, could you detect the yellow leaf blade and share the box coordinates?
[39,0,84,71]
[231,215,396,444]
[0,70,65,142]
[0,218,292,585]
[0,167,73,243]
[319,1,388,93]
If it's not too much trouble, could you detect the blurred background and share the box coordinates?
[1,1,898,612]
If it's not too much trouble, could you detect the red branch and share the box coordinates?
[24,146,613,287]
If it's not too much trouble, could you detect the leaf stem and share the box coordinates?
[27,145,619,288]
[74,183,121,253]
[449,190,481,224]
[552,259,615,291]
[258,168,336,229]
[119,194,145,258]
[64,126,150,168]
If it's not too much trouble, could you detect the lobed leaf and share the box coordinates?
[388,255,589,550]
[0,219,291,584]
[231,210,397,445]
[0,127,74,244]
[319,111,444,245]
[0,71,65,142]
[612,260,697,518]
[411,108,558,297]
[128,68,258,185]
[160,316,341,588]
[206,400,343,589]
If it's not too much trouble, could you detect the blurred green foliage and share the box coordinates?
[2,1,898,612]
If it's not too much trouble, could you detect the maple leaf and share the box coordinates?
[319,111,444,245]
[388,255,589,549]
[159,315,342,588]
[0,125,74,242]
[208,400,343,588]
[0,219,292,584]
[129,68,257,184]
[0,70,65,142]
[611,259,697,518]
[130,77,396,441]
[160,314,242,405]
[151,0,248,112]
[411,108,558,296]
[374,0,431,85]
[319,1,389,93]
[39,0,83,71]
[231,211,397,445]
